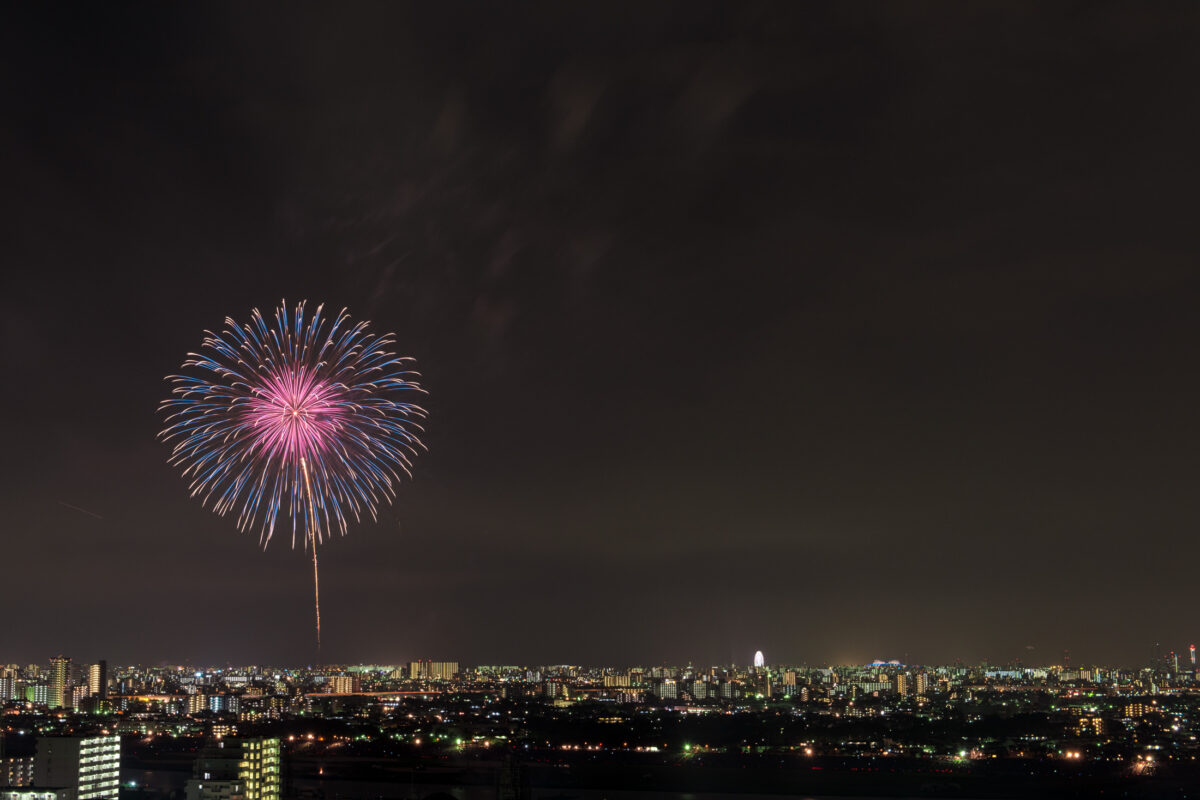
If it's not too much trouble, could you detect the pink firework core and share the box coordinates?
[244,368,347,462]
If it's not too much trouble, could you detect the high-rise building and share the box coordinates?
[915,673,928,696]
[892,673,907,696]
[185,738,280,800]
[408,661,457,681]
[327,675,356,694]
[47,657,70,710]
[87,662,106,699]
[428,662,458,681]
[0,676,13,702]
[238,738,280,800]
[33,735,121,800]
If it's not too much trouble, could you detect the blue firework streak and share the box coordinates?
[159,300,427,549]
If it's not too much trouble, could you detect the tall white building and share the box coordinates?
[33,736,120,800]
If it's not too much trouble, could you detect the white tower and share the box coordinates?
[753,650,765,668]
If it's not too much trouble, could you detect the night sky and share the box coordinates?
[5,3,1200,668]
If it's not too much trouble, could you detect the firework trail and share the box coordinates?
[58,501,104,520]
[159,300,427,652]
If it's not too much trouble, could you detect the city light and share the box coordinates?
[2,652,1199,795]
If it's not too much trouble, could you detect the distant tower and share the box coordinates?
[1190,644,1196,669]
[88,661,107,699]
[753,650,765,669]
[48,656,71,710]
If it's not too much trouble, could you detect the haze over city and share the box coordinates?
[5,3,1200,671]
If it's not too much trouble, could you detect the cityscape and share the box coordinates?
[3,648,1200,798]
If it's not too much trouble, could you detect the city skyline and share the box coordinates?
[5,651,1200,798]
[5,5,1200,667]
[7,643,1200,674]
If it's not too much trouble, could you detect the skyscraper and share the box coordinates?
[87,662,107,699]
[47,657,70,710]
[33,735,120,800]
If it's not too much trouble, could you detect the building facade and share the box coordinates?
[46,658,70,711]
[185,738,280,800]
[33,736,120,800]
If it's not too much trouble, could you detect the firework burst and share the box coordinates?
[159,300,427,649]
